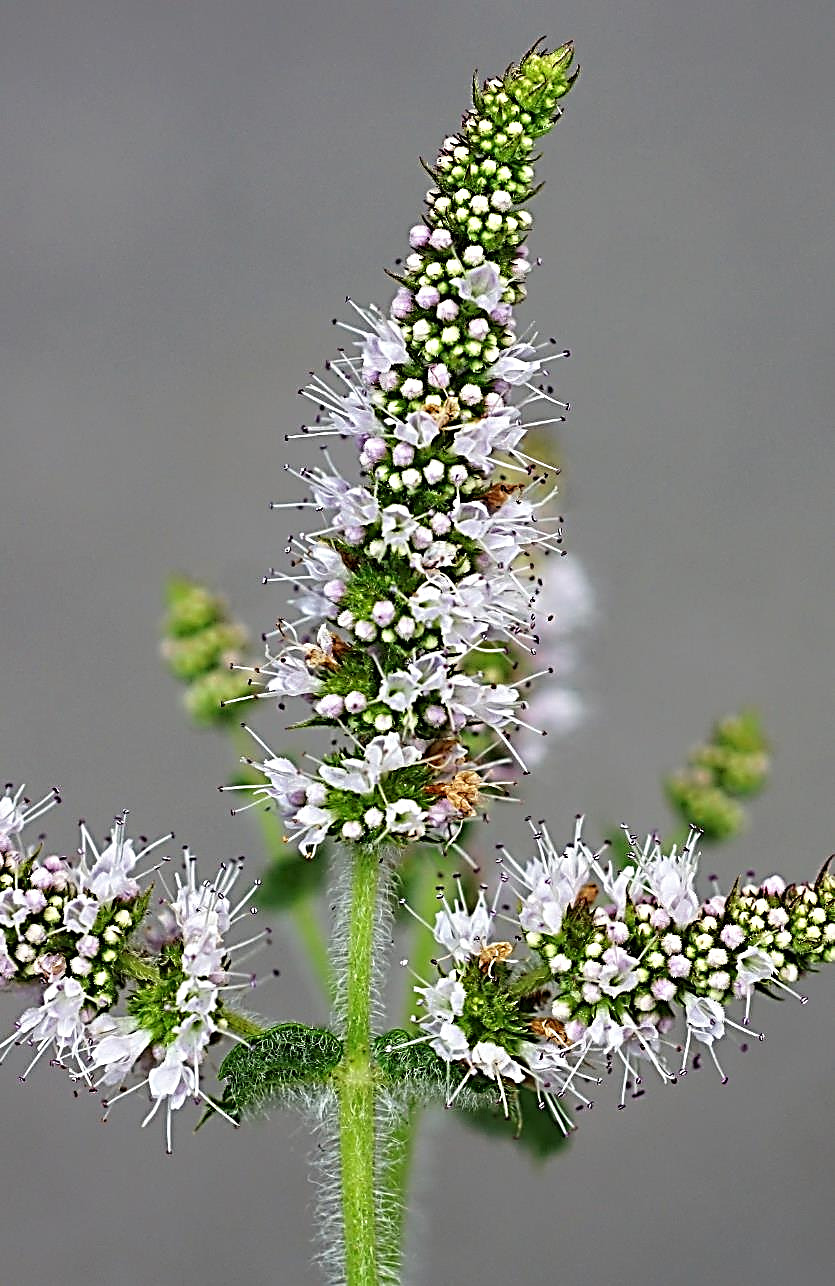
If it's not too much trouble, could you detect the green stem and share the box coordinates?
[337,845,380,1286]
[381,1105,419,1269]
[383,857,445,1268]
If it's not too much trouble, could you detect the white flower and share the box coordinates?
[285,805,334,857]
[487,342,542,385]
[380,504,420,555]
[385,799,426,836]
[446,674,521,731]
[324,385,381,439]
[455,263,506,313]
[430,1021,470,1062]
[585,1009,630,1053]
[62,894,102,934]
[450,410,525,473]
[360,314,409,379]
[394,409,440,448]
[0,785,60,848]
[418,972,467,1024]
[85,1015,153,1087]
[434,891,492,964]
[266,653,323,699]
[514,826,595,935]
[306,472,379,534]
[735,947,774,989]
[147,1041,197,1113]
[0,796,25,843]
[260,757,315,811]
[629,832,701,926]
[469,1040,525,1084]
[0,886,47,930]
[319,733,422,795]
[683,994,726,1045]
[80,827,141,902]
[13,977,88,1065]
[378,663,435,714]
[733,946,775,1022]
[596,946,640,997]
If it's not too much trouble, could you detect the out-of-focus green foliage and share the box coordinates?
[666,709,770,841]
[161,576,253,726]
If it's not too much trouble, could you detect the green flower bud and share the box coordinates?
[161,576,253,728]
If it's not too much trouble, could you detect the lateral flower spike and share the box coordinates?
[161,575,253,727]
[400,818,835,1123]
[666,709,771,841]
[238,43,581,861]
[0,784,268,1151]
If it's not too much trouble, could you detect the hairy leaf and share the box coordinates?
[220,1023,343,1115]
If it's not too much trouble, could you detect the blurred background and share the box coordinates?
[1,2,833,1282]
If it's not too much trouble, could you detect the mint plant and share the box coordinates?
[2,42,831,1286]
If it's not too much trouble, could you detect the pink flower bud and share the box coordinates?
[436,298,459,322]
[415,285,441,309]
[391,287,414,319]
[372,600,396,627]
[429,228,453,250]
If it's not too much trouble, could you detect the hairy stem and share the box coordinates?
[383,859,446,1271]
[337,846,380,1286]
[380,1105,419,1274]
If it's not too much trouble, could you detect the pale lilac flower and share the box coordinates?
[488,342,541,385]
[629,832,701,927]
[318,733,422,795]
[433,891,493,964]
[360,314,409,380]
[469,1041,525,1084]
[456,263,506,313]
[0,977,88,1075]
[394,409,440,448]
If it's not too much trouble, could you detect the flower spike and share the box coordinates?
[245,45,583,862]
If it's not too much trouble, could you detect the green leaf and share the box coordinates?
[220,1023,343,1115]
[374,1030,493,1107]
[459,1085,574,1160]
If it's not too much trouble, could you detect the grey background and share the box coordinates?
[1,1,833,1283]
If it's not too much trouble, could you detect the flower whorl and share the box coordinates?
[399,819,835,1124]
[247,44,580,857]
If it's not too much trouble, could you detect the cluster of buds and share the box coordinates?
[231,44,583,858]
[0,785,265,1150]
[666,709,771,840]
[399,818,834,1126]
[161,576,252,726]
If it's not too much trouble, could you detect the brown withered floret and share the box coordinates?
[424,395,460,430]
[304,632,352,671]
[423,737,462,770]
[478,941,514,976]
[572,882,599,910]
[426,770,482,817]
[477,481,526,514]
[529,1016,570,1047]
[336,546,360,572]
